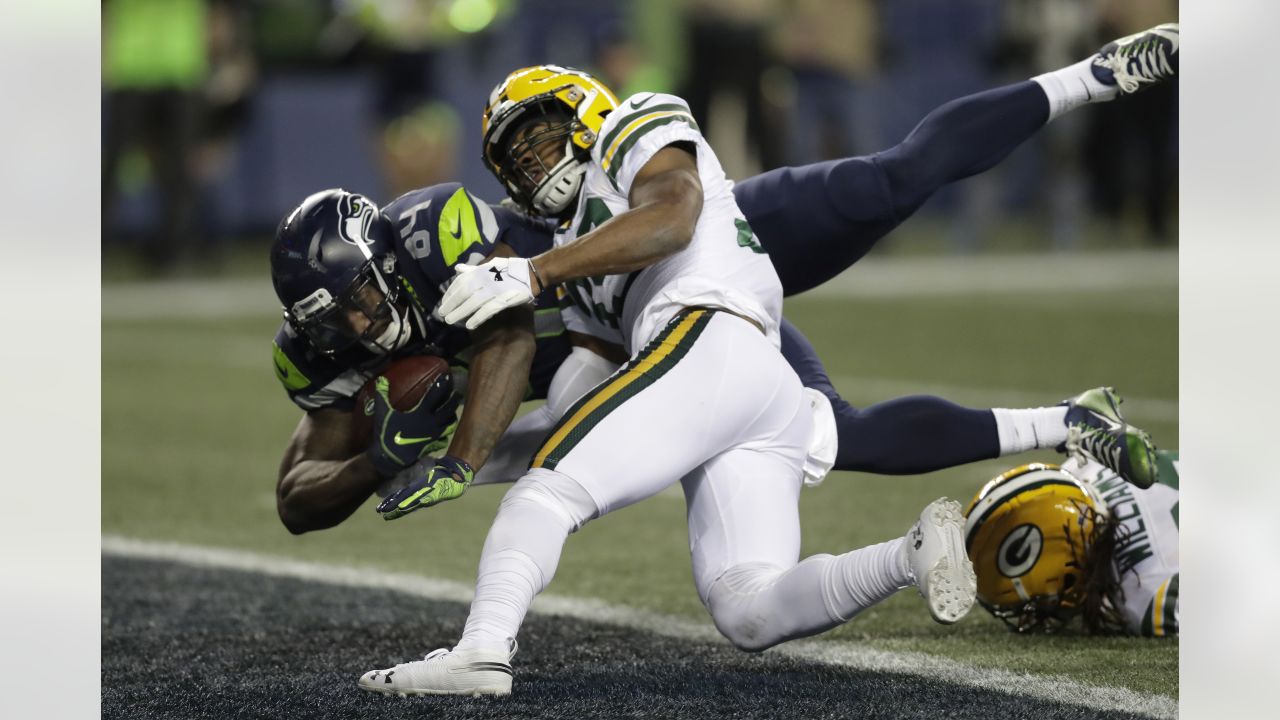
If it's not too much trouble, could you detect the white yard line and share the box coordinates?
[799,250,1178,299]
[101,251,1177,320]
[102,535,1176,719]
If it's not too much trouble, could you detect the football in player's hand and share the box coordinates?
[352,355,452,439]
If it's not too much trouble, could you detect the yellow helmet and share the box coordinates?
[963,463,1109,633]
[481,65,619,217]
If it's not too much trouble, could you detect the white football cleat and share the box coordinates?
[904,498,977,624]
[358,640,517,697]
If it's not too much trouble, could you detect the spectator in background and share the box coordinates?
[995,0,1097,250]
[775,0,881,164]
[336,0,486,198]
[679,0,786,175]
[194,0,258,262]
[102,0,210,272]
[1085,0,1178,246]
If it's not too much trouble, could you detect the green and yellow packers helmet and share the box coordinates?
[481,64,619,216]
[963,463,1109,633]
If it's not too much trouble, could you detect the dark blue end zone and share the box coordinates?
[102,556,1150,720]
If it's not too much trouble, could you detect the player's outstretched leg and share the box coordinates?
[701,494,976,652]
[738,22,1177,296]
[1062,386,1159,489]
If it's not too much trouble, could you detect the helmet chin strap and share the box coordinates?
[363,304,413,354]
[531,147,586,216]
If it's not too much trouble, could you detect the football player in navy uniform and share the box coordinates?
[271,23,1178,534]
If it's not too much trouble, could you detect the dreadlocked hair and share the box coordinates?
[1066,499,1130,635]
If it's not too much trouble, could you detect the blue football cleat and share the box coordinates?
[1062,387,1159,489]
[1092,23,1179,95]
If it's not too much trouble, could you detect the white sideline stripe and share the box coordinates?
[830,375,1179,424]
[102,535,1176,719]
[103,278,277,320]
[100,251,1177,320]
[801,250,1178,300]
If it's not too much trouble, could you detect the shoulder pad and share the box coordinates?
[271,323,366,412]
[385,183,503,289]
[593,93,700,190]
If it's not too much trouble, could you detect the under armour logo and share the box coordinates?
[490,267,504,282]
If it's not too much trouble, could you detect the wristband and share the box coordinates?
[436,454,475,483]
[528,257,547,295]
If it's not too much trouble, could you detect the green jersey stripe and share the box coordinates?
[599,103,691,153]
[1161,574,1179,635]
[605,114,698,185]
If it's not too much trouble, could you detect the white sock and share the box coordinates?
[706,539,909,651]
[1032,57,1118,122]
[455,472,598,651]
[825,538,912,619]
[992,407,1069,454]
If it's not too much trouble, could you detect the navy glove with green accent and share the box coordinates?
[366,374,461,478]
[377,455,475,519]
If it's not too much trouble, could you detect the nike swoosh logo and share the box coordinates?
[630,93,657,109]
[393,432,435,446]
[446,209,464,242]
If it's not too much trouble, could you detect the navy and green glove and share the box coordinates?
[366,373,461,478]
[376,454,475,520]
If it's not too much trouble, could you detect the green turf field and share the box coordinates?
[102,250,1178,701]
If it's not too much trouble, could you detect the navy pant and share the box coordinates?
[732,81,1050,474]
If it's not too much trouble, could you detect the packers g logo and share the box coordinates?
[996,524,1043,578]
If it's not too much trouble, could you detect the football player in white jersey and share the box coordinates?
[358,66,979,697]
[964,451,1179,637]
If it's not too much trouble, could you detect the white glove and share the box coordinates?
[438,256,535,330]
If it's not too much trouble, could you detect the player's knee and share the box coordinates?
[500,469,600,533]
[705,563,788,653]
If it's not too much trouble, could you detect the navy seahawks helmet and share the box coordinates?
[270,189,411,356]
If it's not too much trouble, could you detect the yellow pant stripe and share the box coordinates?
[531,309,708,469]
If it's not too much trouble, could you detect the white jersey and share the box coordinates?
[555,92,784,353]
[1062,451,1180,637]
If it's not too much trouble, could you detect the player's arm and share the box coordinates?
[443,303,536,470]
[376,243,537,520]
[437,145,703,329]
[276,408,378,534]
[533,144,703,285]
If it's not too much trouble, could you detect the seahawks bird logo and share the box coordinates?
[338,195,377,248]
[996,524,1043,578]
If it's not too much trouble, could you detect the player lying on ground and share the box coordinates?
[356,28,1178,695]
[272,24,1177,535]
[964,451,1179,637]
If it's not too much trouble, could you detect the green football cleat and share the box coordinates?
[1062,387,1159,489]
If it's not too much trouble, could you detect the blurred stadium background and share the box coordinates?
[101,1,1177,718]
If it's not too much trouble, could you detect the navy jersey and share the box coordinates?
[272,183,571,412]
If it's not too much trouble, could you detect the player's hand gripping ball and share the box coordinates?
[357,356,460,477]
